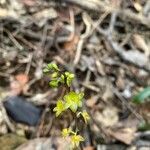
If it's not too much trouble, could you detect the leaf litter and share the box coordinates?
[0,0,150,149]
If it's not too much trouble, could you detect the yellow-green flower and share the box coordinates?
[62,128,71,138]
[71,135,84,148]
[53,100,65,117]
[64,92,84,112]
[81,111,90,124]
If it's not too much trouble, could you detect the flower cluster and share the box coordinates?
[43,63,90,148]
[62,128,84,148]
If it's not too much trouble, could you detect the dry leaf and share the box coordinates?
[102,85,113,101]
[63,34,79,55]
[108,128,136,145]
[15,74,29,87]
[0,8,8,17]
[95,106,118,127]
[116,76,125,90]
[138,102,150,122]
[133,2,142,12]
[10,74,29,96]
[95,60,105,76]
[86,95,99,108]
[132,34,149,56]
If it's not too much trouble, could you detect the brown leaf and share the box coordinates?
[132,34,149,56]
[63,34,79,55]
[133,2,142,12]
[138,102,150,122]
[95,106,118,127]
[0,8,8,17]
[102,85,113,101]
[86,96,98,108]
[10,74,29,96]
[116,76,125,90]
[108,128,136,145]
[15,74,29,87]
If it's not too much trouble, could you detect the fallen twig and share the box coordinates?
[60,0,150,27]
[73,12,92,66]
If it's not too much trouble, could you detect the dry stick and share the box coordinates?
[81,83,100,93]
[55,8,75,51]
[93,13,150,72]
[74,11,112,145]
[14,35,37,50]
[90,11,109,34]
[74,39,84,66]
[91,12,150,72]
[61,0,150,28]
[14,35,44,84]
[106,13,142,119]
[25,53,33,75]
[109,39,150,72]
[34,26,54,137]
[89,12,144,132]
[119,9,150,27]
[107,12,117,34]
[106,12,143,121]
[4,29,23,50]
[143,1,150,15]
[75,10,109,63]
[62,0,116,14]
[34,25,48,80]
[21,29,53,42]
[73,12,91,66]
[107,12,149,70]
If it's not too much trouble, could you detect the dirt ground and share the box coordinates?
[0,0,150,150]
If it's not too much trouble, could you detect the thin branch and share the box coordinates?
[60,0,150,27]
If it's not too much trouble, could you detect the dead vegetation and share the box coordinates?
[0,0,150,149]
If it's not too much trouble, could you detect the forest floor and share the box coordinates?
[0,0,150,150]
